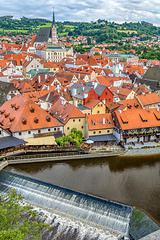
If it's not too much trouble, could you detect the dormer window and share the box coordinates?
[30,107,35,113]
[22,118,27,125]
[0,110,5,114]
[15,105,19,110]
[4,113,10,118]
[11,103,16,108]
[34,117,39,123]
[9,117,15,122]
[46,116,51,122]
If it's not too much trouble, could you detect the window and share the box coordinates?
[54,128,56,131]
[81,126,83,129]
[97,111,100,114]
[48,128,50,132]
[28,131,31,134]
[124,130,128,134]
[99,131,101,134]
[34,117,39,123]
[93,131,96,134]
[105,92,107,95]
[67,127,70,130]
[107,130,110,133]
[109,98,111,102]
[38,130,41,134]
[73,119,75,122]
[0,131,1,135]
[137,129,141,133]
[79,119,81,122]
[19,132,22,135]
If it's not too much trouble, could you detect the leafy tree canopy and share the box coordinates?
[56,128,83,148]
[0,188,48,240]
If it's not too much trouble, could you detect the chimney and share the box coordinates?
[93,82,98,89]
[74,99,77,107]
[57,84,60,93]
[64,88,67,92]
[72,88,77,96]
[38,75,41,83]
[61,99,66,106]
[157,107,159,112]
[45,74,47,80]
[103,118,105,125]
[118,109,122,114]
[117,89,119,94]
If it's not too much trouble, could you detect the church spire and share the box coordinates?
[52,7,58,45]
[52,7,55,26]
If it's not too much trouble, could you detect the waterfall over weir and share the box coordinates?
[0,170,132,238]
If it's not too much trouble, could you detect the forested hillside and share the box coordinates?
[0,15,160,43]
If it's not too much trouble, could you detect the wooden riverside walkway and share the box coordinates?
[0,151,124,171]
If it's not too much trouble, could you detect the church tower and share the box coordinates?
[52,8,58,45]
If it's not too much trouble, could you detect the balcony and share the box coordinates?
[123,130,160,138]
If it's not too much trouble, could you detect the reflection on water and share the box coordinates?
[6,154,160,225]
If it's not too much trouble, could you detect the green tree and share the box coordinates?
[0,188,48,240]
[94,51,100,56]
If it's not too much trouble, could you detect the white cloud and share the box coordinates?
[0,0,160,25]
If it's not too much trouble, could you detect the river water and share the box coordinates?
[5,154,160,226]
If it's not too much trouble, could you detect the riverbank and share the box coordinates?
[1,146,160,172]
[124,147,160,156]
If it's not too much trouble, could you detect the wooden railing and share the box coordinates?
[5,151,87,161]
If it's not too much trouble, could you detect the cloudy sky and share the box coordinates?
[1,0,160,25]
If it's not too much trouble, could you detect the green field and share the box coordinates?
[117,30,137,34]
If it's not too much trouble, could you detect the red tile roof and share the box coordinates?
[0,95,62,133]
[137,92,160,106]
[115,108,160,130]
[50,100,85,124]
[84,98,101,109]
[87,113,114,130]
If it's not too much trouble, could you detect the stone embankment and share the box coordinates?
[0,151,124,171]
[140,230,160,239]
[0,161,8,171]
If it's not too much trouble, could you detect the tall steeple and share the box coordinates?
[52,7,58,45]
[52,7,55,27]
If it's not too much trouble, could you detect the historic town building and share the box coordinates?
[34,8,73,62]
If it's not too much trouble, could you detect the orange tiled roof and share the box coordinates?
[110,86,134,99]
[50,100,85,124]
[120,98,142,111]
[138,92,160,106]
[24,90,52,102]
[0,94,62,133]
[115,108,160,130]
[124,65,146,76]
[84,98,101,109]
[87,113,114,130]
[96,76,111,87]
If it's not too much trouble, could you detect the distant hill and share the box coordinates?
[0,16,160,43]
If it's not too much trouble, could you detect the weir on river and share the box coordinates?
[0,170,132,237]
